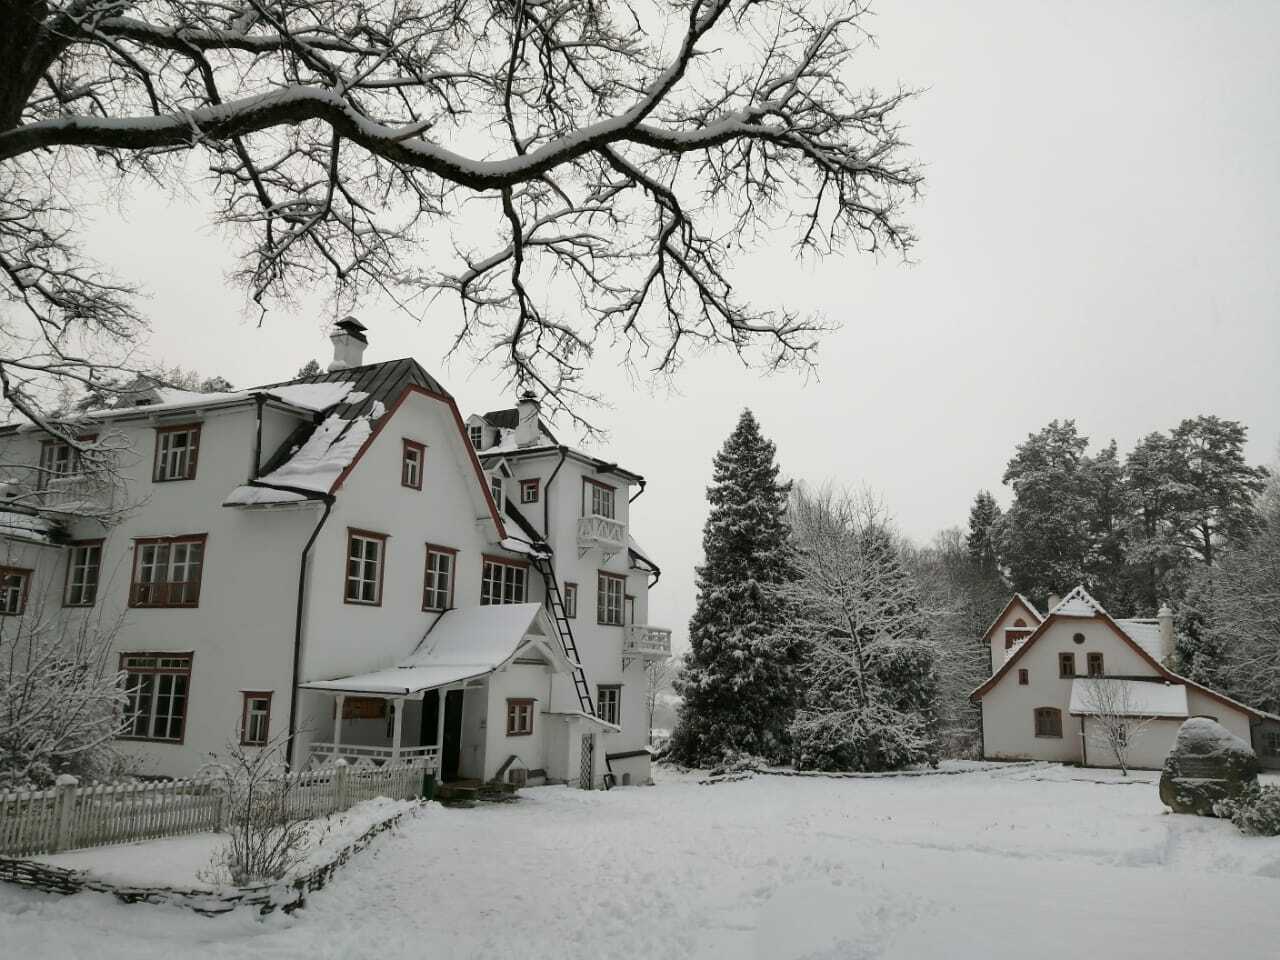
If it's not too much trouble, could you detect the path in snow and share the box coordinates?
[3,764,1280,959]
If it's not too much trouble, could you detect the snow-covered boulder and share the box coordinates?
[1159,717,1260,816]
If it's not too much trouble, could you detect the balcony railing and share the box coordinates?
[39,473,116,516]
[623,625,673,661]
[307,742,440,770]
[577,513,626,558]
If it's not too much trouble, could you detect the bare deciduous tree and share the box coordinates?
[1076,677,1154,776]
[2,0,921,429]
[0,594,129,788]
[644,653,677,745]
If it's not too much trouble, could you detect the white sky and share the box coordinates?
[77,1,1280,655]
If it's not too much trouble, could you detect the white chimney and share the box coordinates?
[1047,593,1061,613]
[328,317,368,371]
[1157,602,1175,665]
[514,390,540,447]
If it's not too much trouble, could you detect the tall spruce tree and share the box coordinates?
[966,491,1002,572]
[669,410,800,766]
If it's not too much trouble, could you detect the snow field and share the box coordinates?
[3,765,1280,959]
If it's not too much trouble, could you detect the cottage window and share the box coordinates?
[490,475,504,508]
[345,530,387,605]
[0,566,32,615]
[1058,653,1076,678]
[401,440,425,490]
[1087,652,1104,677]
[506,698,534,736]
[130,535,206,607]
[1005,628,1031,649]
[38,439,74,489]
[597,686,621,725]
[1265,732,1280,757]
[121,654,192,742]
[1018,668,1029,686]
[240,692,272,746]
[563,582,578,618]
[64,540,103,607]
[520,478,540,504]
[468,425,484,450]
[423,545,456,611]
[1034,707,1063,739]
[597,571,625,625]
[153,424,201,482]
[584,478,616,519]
[481,556,527,604]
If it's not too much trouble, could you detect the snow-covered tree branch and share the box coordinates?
[1,0,921,429]
[1075,677,1154,776]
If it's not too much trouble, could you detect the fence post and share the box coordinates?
[333,759,348,814]
[53,775,78,853]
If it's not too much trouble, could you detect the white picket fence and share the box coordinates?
[0,759,430,857]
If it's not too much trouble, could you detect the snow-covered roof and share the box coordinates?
[0,510,61,545]
[300,604,572,697]
[1069,679,1188,718]
[627,534,659,573]
[1049,586,1107,618]
[1114,619,1164,662]
[223,413,371,506]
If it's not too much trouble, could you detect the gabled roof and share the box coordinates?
[479,407,558,444]
[980,593,1042,643]
[971,584,1278,722]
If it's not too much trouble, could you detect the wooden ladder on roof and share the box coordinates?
[531,554,596,717]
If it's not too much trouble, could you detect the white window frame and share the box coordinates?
[563,582,578,619]
[153,425,200,482]
[241,692,272,746]
[130,536,205,607]
[345,531,386,605]
[120,654,192,742]
[65,541,102,607]
[0,567,30,615]
[38,439,75,489]
[597,685,621,726]
[520,478,540,504]
[597,571,625,625]
[506,698,534,736]
[401,440,425,489]
[584,478,616,519]
[469,425,484,450]
[490,475,504,508]
[481,557,527,605]
[423,546,455,611]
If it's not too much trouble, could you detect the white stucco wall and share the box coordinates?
[986,598,1039,675]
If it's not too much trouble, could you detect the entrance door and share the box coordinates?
[442,689,465,782]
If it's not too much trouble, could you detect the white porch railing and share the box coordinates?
[39,473,116,514]
[307,742,440,771]
[577,514,626,558]
[623,625,673,661]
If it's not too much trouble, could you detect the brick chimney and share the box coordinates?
[328,317,368,371]
[1157,602,1175,665]
[515,390,540,447]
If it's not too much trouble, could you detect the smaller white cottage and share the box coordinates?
[971,586,1280,770]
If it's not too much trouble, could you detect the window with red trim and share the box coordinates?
[0,566,32,615]
[520,478,540,504]
[346,530,387,605]
[423,544,456,611]
[506,698,534,736]
[153,424,201,482]
[64,540,103,607]
[1087,652,1104,677]
[120,653,191,742]
[129,535,206,607]
[401,439,425,490]
[1058,653,1076,678]
[1018,668,1029,686]
[241,692,272,746]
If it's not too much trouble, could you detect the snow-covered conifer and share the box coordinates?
[669,410,801,766]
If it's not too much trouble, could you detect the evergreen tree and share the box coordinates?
[669,410,800,767]
[996,420,1095,606]
[296,359,322,379]
[966,490,1002,572]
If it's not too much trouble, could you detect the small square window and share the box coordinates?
[520,478,540,504]
[1034,707,1062,738]
[401,440,425,490]
[1018,668,1029,686]
[506,698,534,736]
[1058,653,1076,678]
[1087,652,1104,677]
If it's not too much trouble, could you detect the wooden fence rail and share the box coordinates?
[0,759,429,857]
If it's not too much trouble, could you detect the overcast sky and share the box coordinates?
[79,1,1280,655]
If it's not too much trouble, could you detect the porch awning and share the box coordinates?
[299,603,574,697]
[1068,679,1189,718]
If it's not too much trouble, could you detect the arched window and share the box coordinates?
[1013,618,1027,628]
[1034,707,1062,738]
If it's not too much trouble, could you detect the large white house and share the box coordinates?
[971,586,1280,770]
[0,319,671,788]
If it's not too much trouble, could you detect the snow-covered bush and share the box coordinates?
[0,607,129,789]
[200,735,309,886]
[1215,785,1280,837]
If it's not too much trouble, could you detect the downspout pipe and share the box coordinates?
[252,394,267,478]
[543,445,569,543]
[628,477,647,504]
[241,479,336,767]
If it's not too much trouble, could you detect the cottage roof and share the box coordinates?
[979,593,1042,643]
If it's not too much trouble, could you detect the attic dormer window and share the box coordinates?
[490,475,504,508]
[469,425,484,450]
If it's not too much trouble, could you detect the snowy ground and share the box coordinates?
[4,764,1280,959]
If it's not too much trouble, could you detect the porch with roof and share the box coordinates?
[298,603,577,778]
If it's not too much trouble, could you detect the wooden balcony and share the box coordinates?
[39,473,116,516]
[623,625,673,663]
[577,513,626,558]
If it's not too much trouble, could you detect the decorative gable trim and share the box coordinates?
[979,593,1042,644]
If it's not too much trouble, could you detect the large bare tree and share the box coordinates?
[1,0,920,429]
